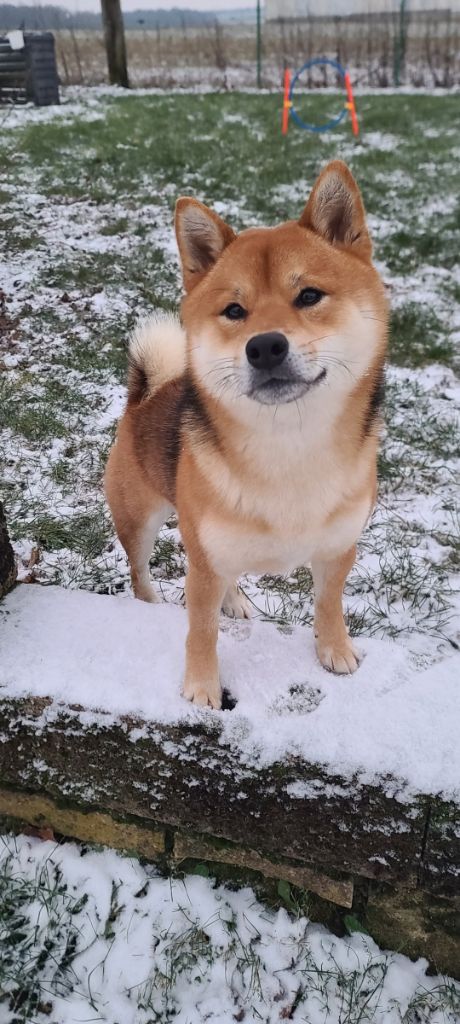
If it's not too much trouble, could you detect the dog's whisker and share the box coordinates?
[310,354,359,382]
[212,372,244,400]
[359,312,387,324]
[298,334,336,349]
[202,360,237,376]
[201,365,240,387]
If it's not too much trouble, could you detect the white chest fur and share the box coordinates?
[196,435,372,578]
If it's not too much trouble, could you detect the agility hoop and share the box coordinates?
[282,58,359,136]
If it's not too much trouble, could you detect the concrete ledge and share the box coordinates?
[173,832,354,908]
[0,787,165,859]
[0,693,429,886]
[1,783,459,979]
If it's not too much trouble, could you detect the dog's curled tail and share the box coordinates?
[127,312,186,404]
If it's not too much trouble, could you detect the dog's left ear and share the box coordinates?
[175,197,235,292]
[299,161,372,260]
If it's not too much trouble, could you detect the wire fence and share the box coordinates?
[8,10,460,90]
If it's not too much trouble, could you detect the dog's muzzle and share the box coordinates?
[245,332,326,405]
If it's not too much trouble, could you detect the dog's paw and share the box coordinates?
[222,585,252,620]
[316,636,360,675]
[183,675,222,710]
[134,584,160,604]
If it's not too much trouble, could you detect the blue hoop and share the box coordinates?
[289,57,347,133]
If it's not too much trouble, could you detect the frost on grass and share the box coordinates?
[0,88,459,664]
[1,834,459,1024]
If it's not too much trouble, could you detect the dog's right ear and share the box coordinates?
[175,198,235,292]
[299,161,372,260]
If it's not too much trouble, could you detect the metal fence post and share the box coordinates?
[256,0,262,88]
[393,0,408,87]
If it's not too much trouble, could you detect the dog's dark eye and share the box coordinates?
[295,288,325,308]
[221,303,247,321]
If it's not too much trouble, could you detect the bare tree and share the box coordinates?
[70,26,84,84]
[213,18,227,73]
[100,0,129,88]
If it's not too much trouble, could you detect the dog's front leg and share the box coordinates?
[311,546,360,675]
[183,562,227,709]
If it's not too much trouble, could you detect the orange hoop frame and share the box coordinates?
[282,61,359,137]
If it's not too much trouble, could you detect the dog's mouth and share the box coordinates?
[248,368,327,405]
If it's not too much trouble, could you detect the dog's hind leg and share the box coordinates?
[127,504,172,603]
[113,497,171,604]
[105,445,170,603]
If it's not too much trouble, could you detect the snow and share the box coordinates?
[1,584,459,800]
[1,833,458,1024]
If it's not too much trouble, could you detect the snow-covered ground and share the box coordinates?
[2,583,459,800]
[1,89,459,1023]
[1,833,459,1024]
[1,90,459,779]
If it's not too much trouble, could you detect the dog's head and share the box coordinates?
[175,161,387,417]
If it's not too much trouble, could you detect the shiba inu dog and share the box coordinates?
[105,160,388,709]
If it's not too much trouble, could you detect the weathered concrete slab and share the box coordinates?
[173,831,354,906]
[366,885,460,980]
[420,800,460,903]
[0,787,165,857]
[0,694,428,889]
[2,584,458,806]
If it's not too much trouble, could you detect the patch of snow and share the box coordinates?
[0,833,458,1024]
[1,584,459,800]
[354,131,401,152]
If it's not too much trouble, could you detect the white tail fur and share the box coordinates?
[128,312,186,401]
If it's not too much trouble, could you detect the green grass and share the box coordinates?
[9,93,457,209]
[389,304,454,367]
[0,846,86,1022]
[0,376,68,443]
[1,94,457,374]
[15,511,111,557]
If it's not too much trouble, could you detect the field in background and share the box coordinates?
[48,10,460,89]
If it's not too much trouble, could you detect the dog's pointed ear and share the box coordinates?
[299,161,372,260]
[175,197,236,292]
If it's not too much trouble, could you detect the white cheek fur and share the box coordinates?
[188,304,380,411]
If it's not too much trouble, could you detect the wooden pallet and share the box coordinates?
[0,32,59,106]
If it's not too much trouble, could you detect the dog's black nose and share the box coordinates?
[246,332,289,370]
